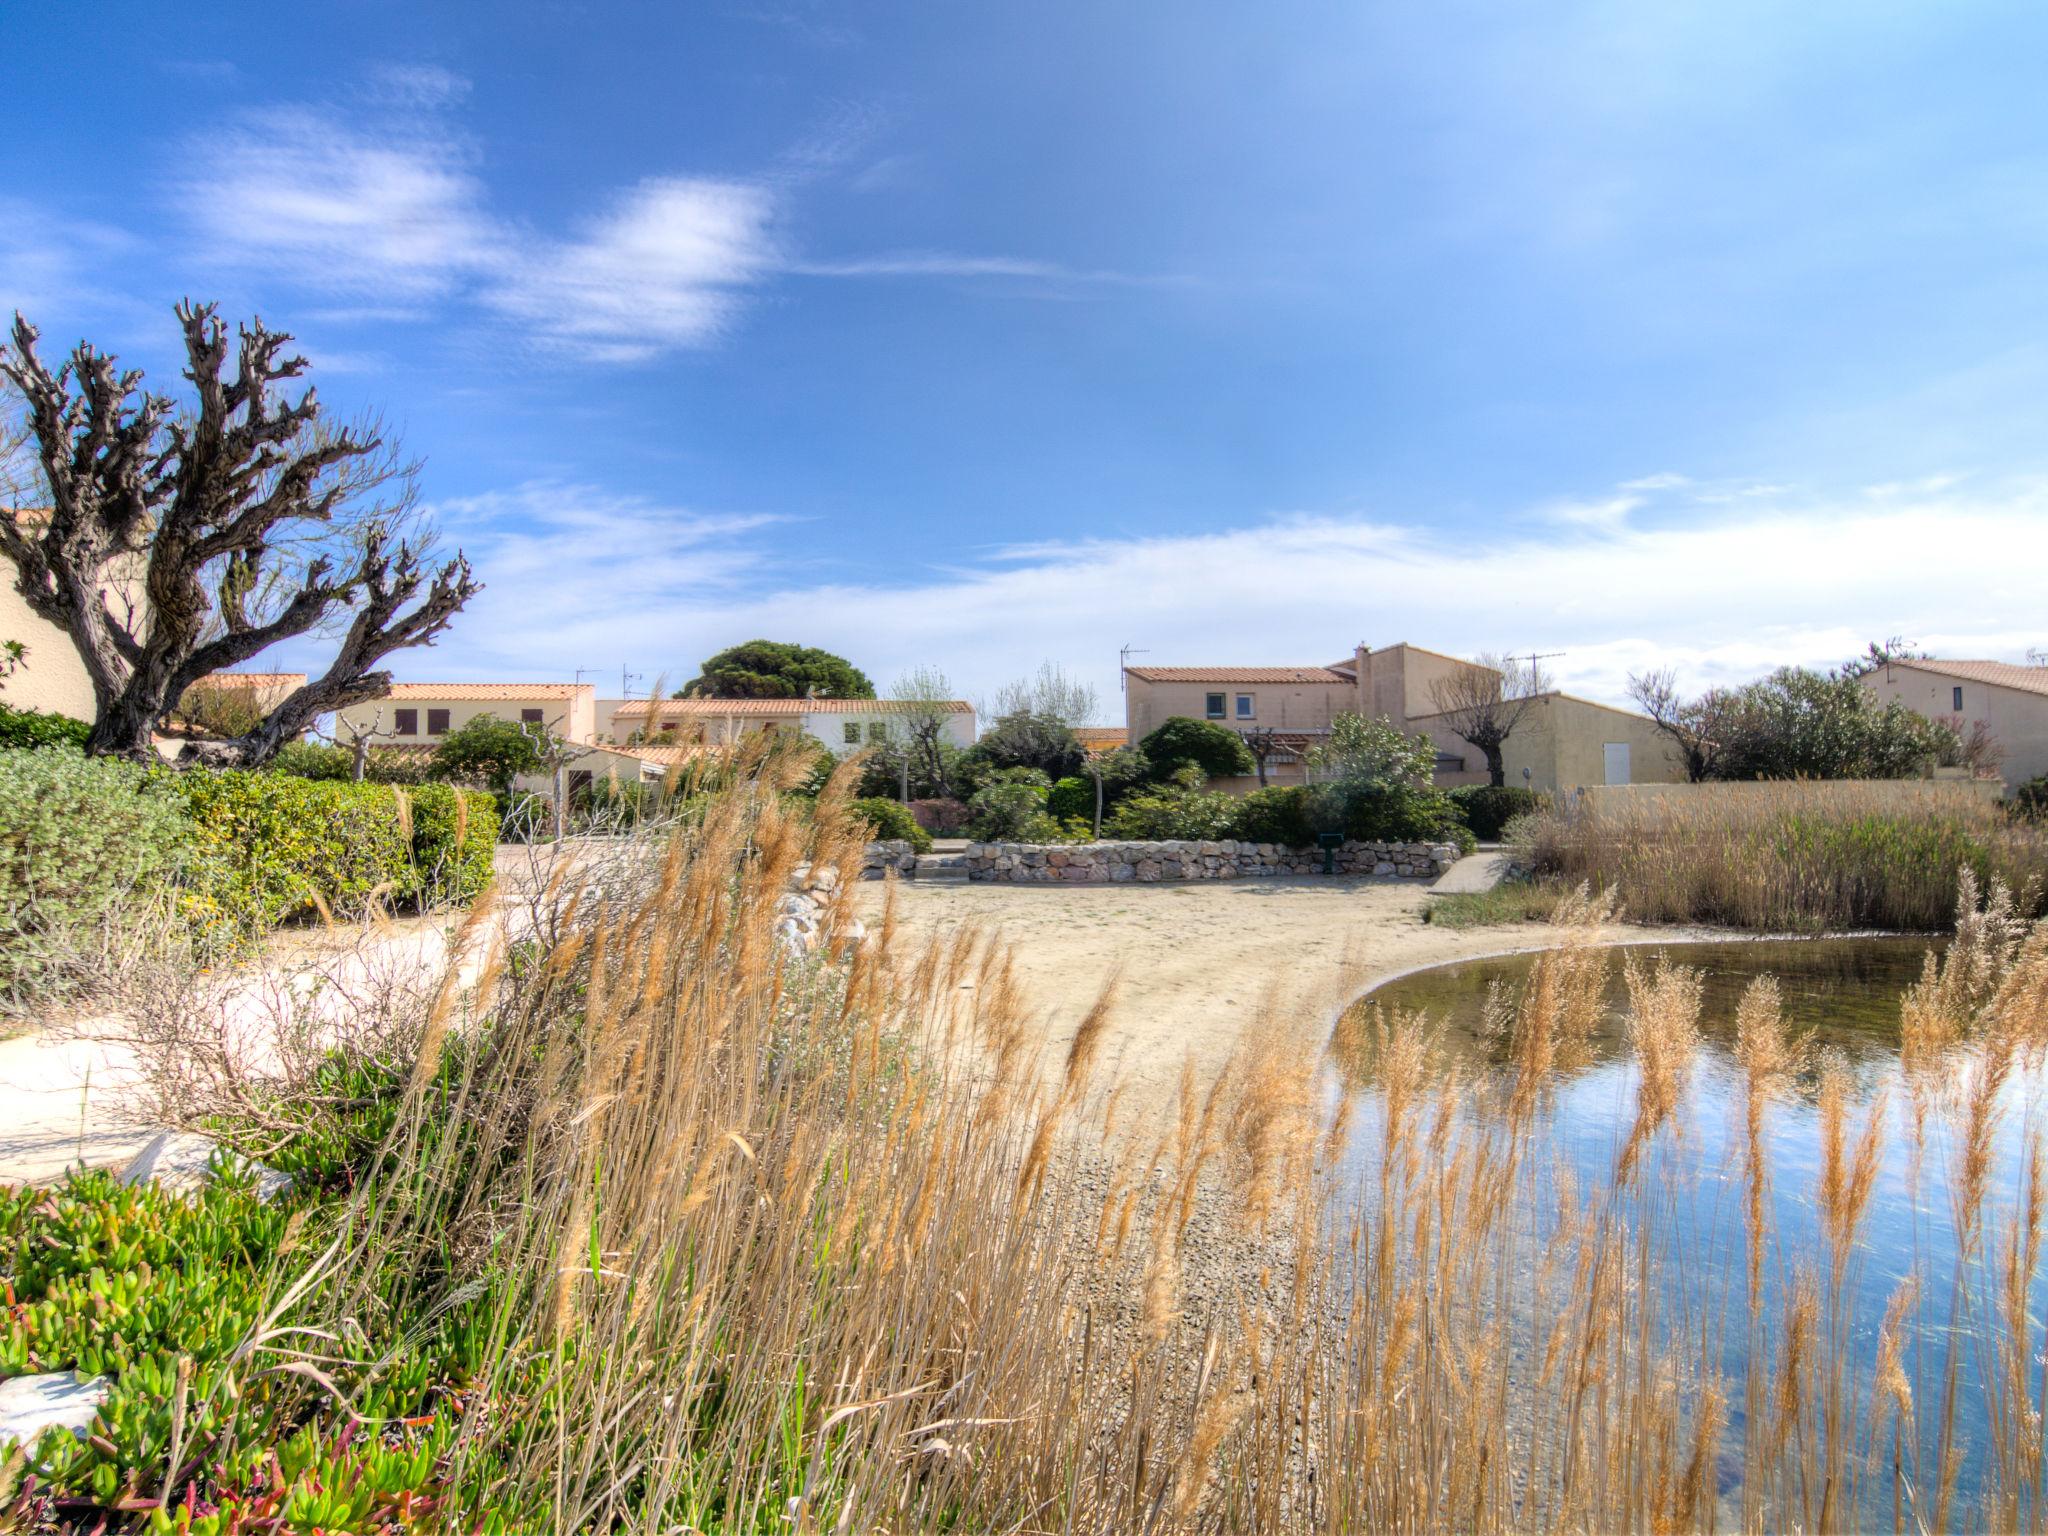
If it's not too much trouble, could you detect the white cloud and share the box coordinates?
[482,179,779,361]
[182,108,497,301]
[383,477,2048,720]
[0,199,135,321]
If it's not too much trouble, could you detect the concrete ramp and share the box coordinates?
[1430,851,1509,895]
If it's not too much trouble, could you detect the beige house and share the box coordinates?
[334,683,599,751]
[1124,643,1681,794]
[610,697,977,753]
[0,571,105,721]
[1858,657,2048,789]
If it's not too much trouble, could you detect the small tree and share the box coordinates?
[991,661,1098,730]
[0,304,477,765]
[429,714,546,797]
[1426,652,1549,788]
[1838,635,1930,680]
[680,640,873,700]
[1305,712,1436,787]
[888,665,960,798]
[960,711,1086,787]
[1241,726,1284,789]
[1139,716,1255,781]
[1627,668,1738,784]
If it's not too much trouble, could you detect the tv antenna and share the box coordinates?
[1118,642,1150,692]
[2029,647,2048,667]
[1506,650,1566,677]
[620,666,644,698]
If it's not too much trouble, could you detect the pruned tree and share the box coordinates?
[992,661,1098,730]
[0,303,478,765]
[1626,667,1737,783]
[1242,725,1283,789]
[1426,652,1550,788]
[887,665,960,799]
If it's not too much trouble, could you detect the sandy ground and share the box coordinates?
[856,876,1632,1115]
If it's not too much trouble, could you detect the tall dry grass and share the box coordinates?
[229,760,2048,1531]
[1523,778,2048,931]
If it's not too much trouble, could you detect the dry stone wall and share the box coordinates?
[959,838,1460,883]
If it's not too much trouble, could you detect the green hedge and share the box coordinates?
[0,702,93,751]
[0,749,189,1005]
[171,772,497,935]
[1448,784,1547,841]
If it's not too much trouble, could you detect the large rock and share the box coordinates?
[0,1373,109,1450]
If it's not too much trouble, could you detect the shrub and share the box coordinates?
[849,797,933,853]
[1448,784,1546,841]
[2015,775,2048,821]
[1330,781,1473,850]
[0,701,92,751]
[1138,717,1254,781]
[429,713,545,795]
[956,713,1084,790]
[172,772,498,934]
[967,780,1050,842]
[269,740,356,781]
[1229,785,1316,847]
[1046,776,1094,823]
[0,748,189,1007]
[1104,780,1241,841]
[908,796,970,835]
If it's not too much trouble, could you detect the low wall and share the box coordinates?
[960,838,1461,883]
[860,840,919,880]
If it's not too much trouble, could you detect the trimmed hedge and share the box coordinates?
[0,702,92,751]
[0,749,189,1005]
[172,772,498,934]
[1448,784,1547,841]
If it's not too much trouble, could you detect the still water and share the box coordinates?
[1334,936,2045,1528]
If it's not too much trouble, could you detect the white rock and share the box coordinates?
[121,1130,292,1203]
[810,866,840,892]
[0,1372,109,1450]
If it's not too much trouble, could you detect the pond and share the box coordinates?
[1329,935,2048,1531]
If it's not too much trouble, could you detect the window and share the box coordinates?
[1235,693,1255,719]
[867,721,891,743]
[521,708,544,725]
[843,721,861,745]
[1953,686,1965,711]
[1205,692,1226,719]
[393,708,418,736]
[427,708,451,735]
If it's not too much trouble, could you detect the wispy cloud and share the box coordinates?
[0,198,138,323]
[173,73,1160,362]
[377,476,2048,712]
[483,179,780,361]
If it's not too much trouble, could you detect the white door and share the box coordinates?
[1603,742,1631,785]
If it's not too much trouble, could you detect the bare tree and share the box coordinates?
[1242,725,1283,789]
[0,303,478,765]
[888,665,959,799]
[992,661,1099,729]
[1626,667,1737,783]
[1426,652,1549,788]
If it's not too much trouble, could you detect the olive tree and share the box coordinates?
[0,303,477,764]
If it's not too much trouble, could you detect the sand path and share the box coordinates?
[857,876,1625,1114]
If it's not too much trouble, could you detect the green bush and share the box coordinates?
[0,701,92,751]
[849,796,934,853]
[967,779,1050,841]
[0,748,189,1006]
[1229,785,1316,847]
[1448,784,1546,841]
[1046,776,1094,823]
[1104,780,1240,841]
[1138,716,1254,781]
[269,739,356,780]
[1330,781,1473,850]
[2015,776,2048,821]
[172,772,498,935]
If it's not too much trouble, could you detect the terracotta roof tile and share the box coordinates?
[187,672,307,688]
[1123,666,1354,684]
[1883,659,2048,698]
[382,683,594,700]
[613,697,972,717]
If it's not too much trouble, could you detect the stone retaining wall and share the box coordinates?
[960,838,1461,883]
[860,840,919,880]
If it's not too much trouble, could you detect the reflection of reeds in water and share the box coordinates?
[259,754,2048,1532]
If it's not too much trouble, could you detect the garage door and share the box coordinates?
[1603,742,1631,785]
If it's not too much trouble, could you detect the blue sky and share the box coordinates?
[6,1,2048,715]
